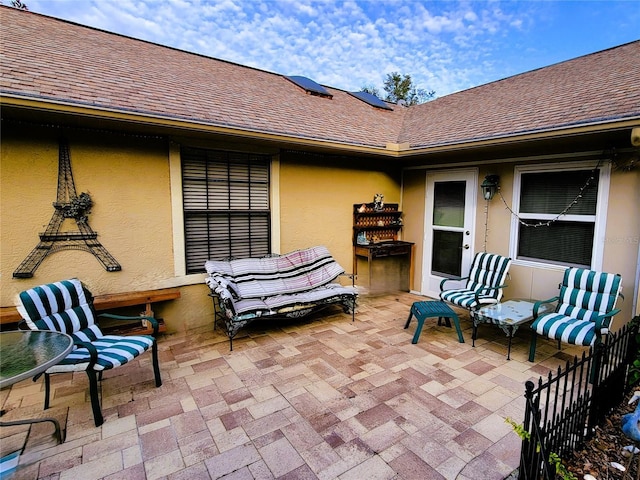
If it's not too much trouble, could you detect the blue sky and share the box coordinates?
[16,0,640,98]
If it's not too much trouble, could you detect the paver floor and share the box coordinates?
[0,291,582,479]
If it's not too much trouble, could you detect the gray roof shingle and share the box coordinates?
[1,7,638,151]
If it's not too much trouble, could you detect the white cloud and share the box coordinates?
[24,0,639,98]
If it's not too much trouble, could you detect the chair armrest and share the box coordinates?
[340,273,356,287]
[533,297,559,319]
[440,276,469,292]
[594,308,621,333]
[471,284,508,303]
[98,313,159,336]
[74,340,99,370]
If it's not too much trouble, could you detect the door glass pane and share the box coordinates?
[432,230,463,277]
[433,181,465,227]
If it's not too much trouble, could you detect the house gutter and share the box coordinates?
[2,93,639,159]
[394,117,640,157]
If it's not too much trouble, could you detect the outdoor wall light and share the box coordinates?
[481,174,500,201]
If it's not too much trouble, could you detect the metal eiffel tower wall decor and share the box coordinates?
[13,139,122,278]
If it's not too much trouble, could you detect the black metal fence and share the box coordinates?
[518,318,640,480]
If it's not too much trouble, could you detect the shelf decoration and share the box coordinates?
[373,193,384,212]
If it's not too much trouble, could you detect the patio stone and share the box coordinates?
[0,291,585,479]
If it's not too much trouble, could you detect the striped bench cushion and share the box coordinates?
[223,283,357,317]
[17,278,154,372]
[207,246,345,300]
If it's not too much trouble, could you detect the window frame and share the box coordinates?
[170,144,277,280]
[509,160,610,271]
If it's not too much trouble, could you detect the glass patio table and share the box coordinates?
[0,330,73,444]
[471,298,554,360]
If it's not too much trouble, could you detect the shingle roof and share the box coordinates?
[1,7,639,152]
[399,40,640,148]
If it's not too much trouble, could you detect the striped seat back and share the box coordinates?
[557,268,622,321]
[465,253,512,301]
[17,278,100,338]
[226,246,345,299]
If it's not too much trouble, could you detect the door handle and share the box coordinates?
[460,244,469,250]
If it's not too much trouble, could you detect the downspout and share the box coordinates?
[634,236,640,316]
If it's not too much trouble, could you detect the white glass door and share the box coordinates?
[422,169,477,298]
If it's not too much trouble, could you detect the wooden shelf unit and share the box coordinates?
[353,202,403,245]
[352,203,414,291]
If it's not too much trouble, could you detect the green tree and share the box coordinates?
[382,72,434,106]
[1,0,28,8]
[360,84,381,98]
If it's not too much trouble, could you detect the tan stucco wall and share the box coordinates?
[0,126,197,330]
[402,161,640,325]
[1,127,404,333]
[278,156,402,276]
[3,124,636,335]
[401,169,427,288]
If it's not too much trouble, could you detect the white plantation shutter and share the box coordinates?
[182,147,270,274]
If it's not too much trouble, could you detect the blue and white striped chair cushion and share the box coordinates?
[47,334,154,373]
[440,289,500,309]
[531,268,622,346]
[440,253,512,310]
[17,278,154,372]
[532,315,598,346]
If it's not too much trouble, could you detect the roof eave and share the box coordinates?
[2,93,638,158]
[0,93,398,156]
[396,116,640,157]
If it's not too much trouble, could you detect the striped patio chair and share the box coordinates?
[16,278,162,426]
[528,268,623,362]
[439,252,512,313]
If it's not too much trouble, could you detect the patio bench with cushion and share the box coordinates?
[205,245,357,350]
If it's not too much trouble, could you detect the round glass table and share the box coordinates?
[0,330,73,445]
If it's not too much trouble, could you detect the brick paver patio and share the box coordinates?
[0,291,580,479]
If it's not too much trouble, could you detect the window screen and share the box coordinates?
[516,168,599,268]
[182,147,270,274]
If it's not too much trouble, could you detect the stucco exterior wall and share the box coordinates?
[1,128,404,333]
[278,156,402,276]
[400,169,427,289]
[0,126,192,329]
[402,161,640,325]
[3,124,637,335]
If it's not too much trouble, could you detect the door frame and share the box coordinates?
[421,168,479,298]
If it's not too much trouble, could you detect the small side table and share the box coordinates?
[472,299,554,360]
[404,300,465,344]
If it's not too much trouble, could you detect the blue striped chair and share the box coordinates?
[16,278,162,426]
[439,252,512,314]
[528,268,623,362]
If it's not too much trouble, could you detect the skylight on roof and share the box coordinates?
[348,91,393,110]
[285,76,332,98]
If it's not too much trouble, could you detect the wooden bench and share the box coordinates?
[0,287,180,335]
